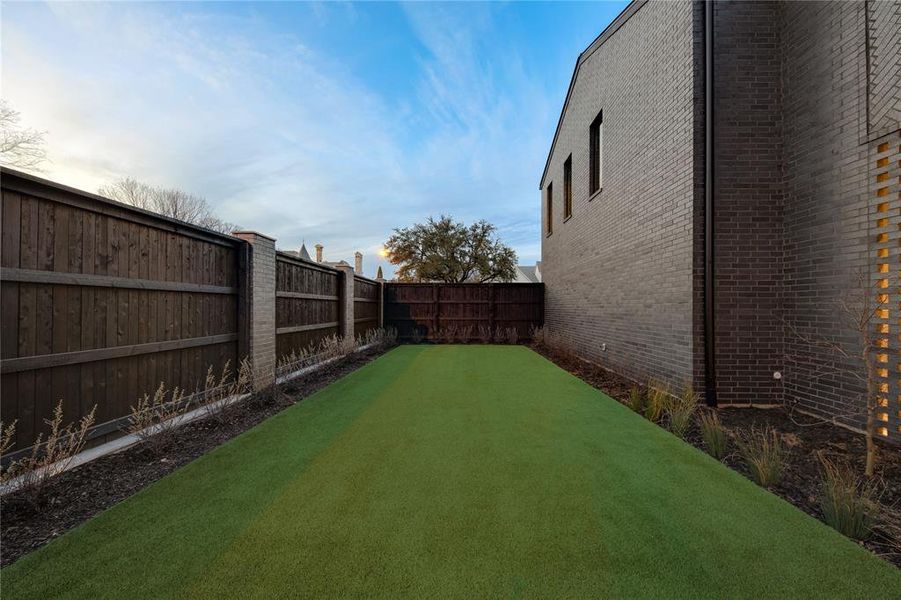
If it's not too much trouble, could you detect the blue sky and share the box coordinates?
[2,1,628,277]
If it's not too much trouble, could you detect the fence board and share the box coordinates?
[384,283,543,341]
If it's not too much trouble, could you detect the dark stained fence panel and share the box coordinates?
[275,252,340,360]
[0,170,243,454]
[384,283,543,342]
[353,276,381,339]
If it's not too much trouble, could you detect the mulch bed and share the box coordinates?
[534,343,901,569]
[0,347,387,568]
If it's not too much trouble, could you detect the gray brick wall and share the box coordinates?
[234,231,277,388]
[541,0,900,442]
[540,0,699,388]
[337,264,356,340]
[780,1,893,435]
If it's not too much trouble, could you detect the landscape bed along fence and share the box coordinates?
[384,282,544,342]
[0,169,396,459]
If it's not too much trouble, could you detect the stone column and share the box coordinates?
[233,231,276,389]
[336,264,356,341]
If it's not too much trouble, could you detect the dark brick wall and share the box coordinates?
[780,0,870,428]
[540,0,699,389]
[711,1,784,405]
[540,0,900,442]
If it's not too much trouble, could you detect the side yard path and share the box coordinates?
[4,345,900,598]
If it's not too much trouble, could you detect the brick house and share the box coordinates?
[540,0,900,442]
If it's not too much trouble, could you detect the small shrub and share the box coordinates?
[357,327,398,351]
[319,334,354,361]
[410,327,424,344]
[698,411,728,460]
[127,383,187,454]
[0,418,16,466]
[529,324,546,346]
[736,426,785,488]
[201,359,253,426]
[666,383,698,439]
[277,345,313,377]
[628,386,648,414]
[458,325,474,343]
[644,382,669,423]
[504,327,519,345]
[477,325,492,343]
[442,324,459,344]
[818,453,880,540]
[2,401,96,502]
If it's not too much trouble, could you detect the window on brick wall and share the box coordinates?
[546,182,553,236]
[563,155,572,220]
[589,110,603,196]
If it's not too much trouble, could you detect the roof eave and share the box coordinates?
[538,0,648,190]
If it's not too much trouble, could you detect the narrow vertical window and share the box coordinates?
[589,110,603,196]
[563,154,573,219]
[546,182,553,235]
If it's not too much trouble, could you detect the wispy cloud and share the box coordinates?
[2,1,617,276]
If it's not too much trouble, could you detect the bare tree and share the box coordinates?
[784,271,884,477]
[99,177,237,234]
[0,100,47,170]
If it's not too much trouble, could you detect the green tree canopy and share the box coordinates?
[385,216,517,283]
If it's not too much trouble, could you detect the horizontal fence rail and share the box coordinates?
[384,283,544,342]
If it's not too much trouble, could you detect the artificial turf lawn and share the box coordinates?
[4,346,901,599]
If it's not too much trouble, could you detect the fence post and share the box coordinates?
[233,231,276,389]
[378,281,385,328]
[488,284,496,334]
[337,264,355,341]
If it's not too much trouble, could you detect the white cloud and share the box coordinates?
[2,1,547,278]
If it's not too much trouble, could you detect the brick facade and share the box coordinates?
[711,1,784,405]
[541,0,699,388]
[541,0,901,441]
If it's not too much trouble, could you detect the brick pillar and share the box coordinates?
[337,264,355,340]
[233,231,276,389]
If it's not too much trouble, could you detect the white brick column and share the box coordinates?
[336,264,355,340]
[233,231,276,389]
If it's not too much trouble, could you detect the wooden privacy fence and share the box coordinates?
[0,169,245,454]
[0,169,395,457]
[384,283,544,342]
[275,252,341,362]
[0,169,547,457]
[353,276,382,338]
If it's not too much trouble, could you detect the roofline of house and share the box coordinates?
[538,0,647,190]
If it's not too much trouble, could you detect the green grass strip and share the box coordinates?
[4,346,900,599]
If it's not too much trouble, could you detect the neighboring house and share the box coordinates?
[280,242,313,262]
[540,0,900,442]
[513,262,542,283]
[282,243,368,277]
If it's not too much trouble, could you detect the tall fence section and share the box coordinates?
[0,169,544,455]
[384,283,544,342]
